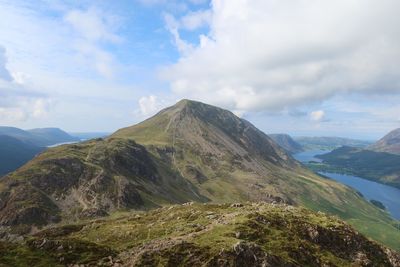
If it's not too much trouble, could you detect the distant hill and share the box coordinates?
[0,126,79,147]
[28,128,79,146]
[369,128,400,155]
[294,136,373,150]
[269,133,303,154]
[313,146,400,189]
[0,135,44,176]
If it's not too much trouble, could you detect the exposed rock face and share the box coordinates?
[369,128,400,155]
[0,138,206,226]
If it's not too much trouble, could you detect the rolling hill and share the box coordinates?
[0,100,399,251]
[269,134,303,154]
[28,128,80,146]
[369,128,400,155]
[0,126,79,147]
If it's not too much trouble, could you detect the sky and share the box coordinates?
[0,0,400,140]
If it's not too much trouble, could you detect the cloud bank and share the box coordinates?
[163,0,400,113]
[0,46,51,123]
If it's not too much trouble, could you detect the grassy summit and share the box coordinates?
[1,203,399,266]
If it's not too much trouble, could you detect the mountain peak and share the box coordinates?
[165,99,226,115]
[112,99,294,169]
[112,99,242,144]
[174,98,192,106]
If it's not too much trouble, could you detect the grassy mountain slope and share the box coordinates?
[0,135,44,176]
[1,203,399,267]
[369,128,400,155]
[295,136,373,151]
[269,134,303,154]
[311,146,400,189]
[0,100,399,250]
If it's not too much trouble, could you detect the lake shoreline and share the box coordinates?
[294,150,400,220]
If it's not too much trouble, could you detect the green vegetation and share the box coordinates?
[1,203,398,266]
[370,200,386,210]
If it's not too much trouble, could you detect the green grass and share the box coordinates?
[0,242,61,267]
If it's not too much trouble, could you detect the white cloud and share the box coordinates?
[0,107,27,122]
[64,7,122,78]
[32,98,52,118]
[310,110,325,122]
[139,95,160,117]
[164,13,194,55]
[0,43,52,124]
[180,9,211,31]
[163,9,211,55]
[0,46,13,82]
[64,8,121,43]
[163,0,400,112]
[0,88,52,124]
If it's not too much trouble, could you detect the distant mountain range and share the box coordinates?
[369,128,400,155]
[269,134,303,154]
[0,100,398,252]
[294,136,373,150]
[0,126,79,147]
[0,127,79,176]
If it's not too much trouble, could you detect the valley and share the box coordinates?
[0,100,400,259]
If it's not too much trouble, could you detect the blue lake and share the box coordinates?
[320,172,400,220]
[293,149,327,162]
[294,150,400,220]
